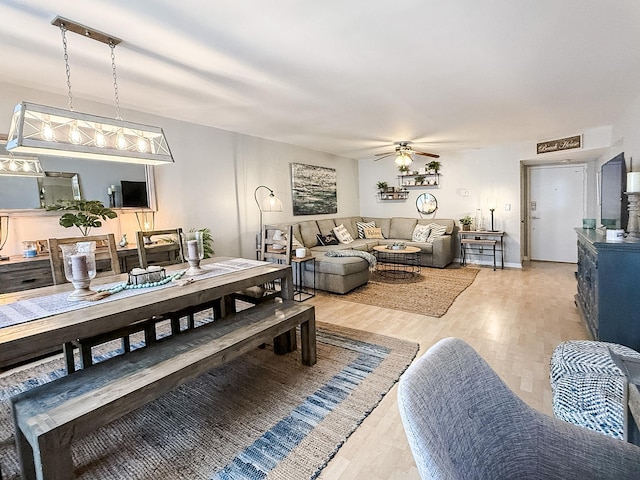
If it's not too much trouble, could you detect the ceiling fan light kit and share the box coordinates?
[375,141,440,169]
[5,16,174,166]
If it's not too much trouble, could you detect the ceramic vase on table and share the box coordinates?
[181,231,205,276]
[61,241,97,301]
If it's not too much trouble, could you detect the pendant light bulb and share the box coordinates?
[9,159,18,171]
[94,125,106,147]
[42,116,55,141]
[116,129,127,150]
[69,121,82,144]
[22,161,32,172]
[136,135,148,153]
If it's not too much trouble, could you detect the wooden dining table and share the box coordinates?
[0,256,293,370]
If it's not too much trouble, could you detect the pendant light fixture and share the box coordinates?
[5,17,174,166]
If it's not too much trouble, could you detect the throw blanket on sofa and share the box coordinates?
[325,250,377,271]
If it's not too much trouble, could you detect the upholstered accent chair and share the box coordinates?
[398,338,640,480]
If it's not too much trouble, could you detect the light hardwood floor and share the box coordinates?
[315,261,589,480]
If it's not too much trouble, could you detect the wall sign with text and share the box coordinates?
[536,135,582,154]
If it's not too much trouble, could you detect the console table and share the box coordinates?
[0,243,180,294]
[459,230,505,270]
[575,228,640,350]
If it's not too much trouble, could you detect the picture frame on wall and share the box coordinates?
[290,163,337,216]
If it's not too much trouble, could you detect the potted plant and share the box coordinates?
[427,160,442,174]
[459,215,473,231]
[414,175,426,185]
[398,164,410,175]
[376,181,388,192]
[46,200,117,236]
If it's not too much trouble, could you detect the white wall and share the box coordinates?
[0,83,360,258]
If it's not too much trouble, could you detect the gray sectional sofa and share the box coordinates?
[282,216,456,294]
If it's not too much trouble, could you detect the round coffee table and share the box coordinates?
[372,245,421,279]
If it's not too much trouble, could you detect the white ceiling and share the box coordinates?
[1,0,639,160]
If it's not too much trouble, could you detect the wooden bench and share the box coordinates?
[11,300,316,480]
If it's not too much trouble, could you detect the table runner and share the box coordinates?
[0,258,267,329]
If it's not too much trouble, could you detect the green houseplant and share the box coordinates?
[46,200,117,236]
[414,175,426,185]
[427,160,442,174]
[459,215,473,231]
[376,181,388,192]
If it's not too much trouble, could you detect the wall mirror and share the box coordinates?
[0,144,155,213]
[37,172,81,207]
[416,192,438,215]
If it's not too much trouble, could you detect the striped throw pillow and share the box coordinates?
[356,221,376,239]
[426,224,447,244]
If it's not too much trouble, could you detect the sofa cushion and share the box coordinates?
[299,220,321,247]
[316,233,339,246]
[333,224,354,244]
[312,253,370,276]
[317,219,337,235]
[362,217,391,239]
[390,217,418,240]
[364,227,384,239]
[418,218,455,235]
[426,223,448,243]
[334,217,361,239]
[412,224,431,242]
[356,220,376,238]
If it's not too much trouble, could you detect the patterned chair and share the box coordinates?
[398,338,640,480]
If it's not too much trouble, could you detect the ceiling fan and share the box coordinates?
[374,141,439,167]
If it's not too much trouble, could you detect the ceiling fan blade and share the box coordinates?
[374,153,394,161]
[414,151,440,158]
[374,151,394,156]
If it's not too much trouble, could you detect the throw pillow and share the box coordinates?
[363,227,384,239]
[316,233,339,246]
[426,224,448,244]
[356,221,376,239]
[333,224,354,244]
[412,224,431,242]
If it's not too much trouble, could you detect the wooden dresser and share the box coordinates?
[0,243,180,294]
[575,228,640,351]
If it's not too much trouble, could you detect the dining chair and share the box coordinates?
[48,233,133,373]
[231,225,293,311]
[136,228,219,333]
[136,228,184,269]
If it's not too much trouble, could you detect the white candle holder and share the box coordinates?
[181,231,205,276]
[61,241,97,301]
[625,192,640,238]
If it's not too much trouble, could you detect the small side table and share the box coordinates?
[291,255,316,302]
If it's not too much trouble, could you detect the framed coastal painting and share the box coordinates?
[290,163,337,216]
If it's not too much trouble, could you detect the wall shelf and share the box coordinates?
[377,190,409,201]
[397,172,440,188]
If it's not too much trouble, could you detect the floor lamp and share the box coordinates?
[0,215,8,260]
[254,185,283,256]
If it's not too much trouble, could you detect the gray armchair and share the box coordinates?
[397,338,640,480]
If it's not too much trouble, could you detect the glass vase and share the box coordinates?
[60,241,97,301]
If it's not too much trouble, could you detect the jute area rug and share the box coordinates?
[0,320,418,479]
[323,266,480,317]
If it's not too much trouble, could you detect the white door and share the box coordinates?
[529,164,586,263]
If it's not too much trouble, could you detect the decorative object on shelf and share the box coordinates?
[46,199,118,236]
[427,160,442,175]
[376,181,388,192]
[22,240,38,258]
[0,215,9,261]
[60,241,97,301]
[416,192,438,215]
[414,175,426,185]
[254,185,283,249]
[189,227,214,258]
[488,197,498,231]
[136,210,155,244]
[475,209,485,231]
[459,216,473,231]
[181,230,205,276]
[6,17,173,165]
[119,233,128,247]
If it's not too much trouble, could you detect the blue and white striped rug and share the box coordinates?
[0,319,418,479]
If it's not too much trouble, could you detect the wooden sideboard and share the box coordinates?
[575,228,640,351]
[0,243,180,294]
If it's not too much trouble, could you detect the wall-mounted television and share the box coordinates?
[600,153,628,229]
[120,180,149,208]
